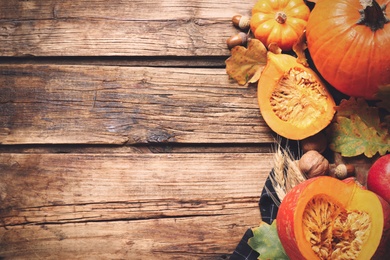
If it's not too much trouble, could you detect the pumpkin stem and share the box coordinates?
[357,0,390,31]
[275,11,287,24]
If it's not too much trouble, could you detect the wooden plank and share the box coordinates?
[0,64,273,145]
[0,153,273,217]
[0,212,259,259]
[0,152,272,258]
[0,0,256,57]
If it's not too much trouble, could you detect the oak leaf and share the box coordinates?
[327,98,390,158]
[336,98,383,133]
[225,39,267,85]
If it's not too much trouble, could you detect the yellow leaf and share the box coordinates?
[225,39,267,85]
[248,67,262,84]
[267,42,282,55]
[293,30,309,67]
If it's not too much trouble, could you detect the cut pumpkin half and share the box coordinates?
[276,176,384,260]
[258,52,336,140]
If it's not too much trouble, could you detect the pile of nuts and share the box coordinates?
[297,132,355,180]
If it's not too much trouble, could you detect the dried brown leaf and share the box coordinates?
[225,39,267,85]
[375,84,390,112]
[268,42,282,55]
[293,30,309,67]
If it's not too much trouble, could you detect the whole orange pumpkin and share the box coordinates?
[306,0,390,100]
[250,0,310,51]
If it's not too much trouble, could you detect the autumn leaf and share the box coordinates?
[336,98,384,133]
[267,42,282,55]
[327,98,390,158]
[375,84,390,112]
[292,30,309,67]
[248,220,289,260]
[225,39,267,85]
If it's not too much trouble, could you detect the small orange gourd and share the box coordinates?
[277,176,384,260]
[250,0,310,51]
[257,52,336,140]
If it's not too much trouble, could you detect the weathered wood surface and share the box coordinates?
[1,213,258,259]
[0,153,272,258]
[0,0,279,258]
[0,64,273,145]
[0,0,255,57]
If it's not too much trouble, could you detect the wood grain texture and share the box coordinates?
[0,0,256,57]
[0,1,278,258]
[0,212,259,259]
[0,64,273,145]
[0,152,272,258]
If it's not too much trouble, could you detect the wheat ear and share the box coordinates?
[269,145,287,202]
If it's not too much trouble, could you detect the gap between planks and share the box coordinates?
[0,143,276,154]
[0,56,229,68]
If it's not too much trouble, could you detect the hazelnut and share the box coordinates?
[298,150,329,178]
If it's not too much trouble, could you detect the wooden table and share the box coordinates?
[0,0,278,258]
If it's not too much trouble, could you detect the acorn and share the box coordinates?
[232,15,251,30]
[329,164,356,179]
[226,32,248,49]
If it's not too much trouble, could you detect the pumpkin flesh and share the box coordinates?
[306,0,390,100]
[277,176,384,260]
[257,52,336,140]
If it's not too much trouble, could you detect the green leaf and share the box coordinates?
[336,98,382,132]
[328,109,390,158]
[248,220,289,260]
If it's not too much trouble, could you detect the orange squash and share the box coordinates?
[276,176,384,260]
[306,0,390,100]
[257,52,336,140]
[250,0,310,51]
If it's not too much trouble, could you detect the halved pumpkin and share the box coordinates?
[276,176,384,260]
[258,52,336,140]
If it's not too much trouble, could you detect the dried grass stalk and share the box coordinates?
[285,156,306,192]
[269,142,307,203]
[271,146,287,201]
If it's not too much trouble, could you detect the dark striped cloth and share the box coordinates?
[230,174,280,260]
